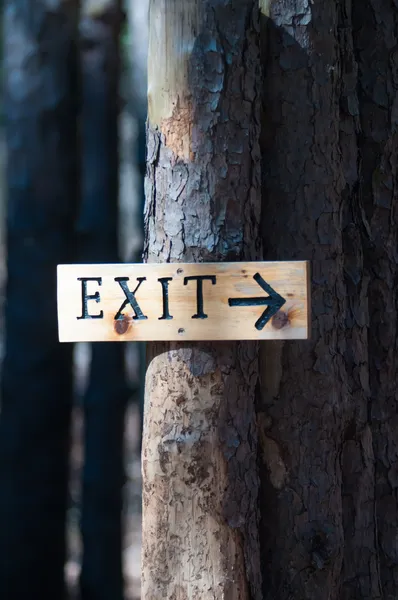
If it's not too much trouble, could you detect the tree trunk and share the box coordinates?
[124,0,151,449]
[77,2,128,599]
[351,4,398,597]
[142,1,262,598]
[258,1,397,599]
[0,2,78,598]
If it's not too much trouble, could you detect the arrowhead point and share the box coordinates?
[253,272,286,330]
[228,272,286,330]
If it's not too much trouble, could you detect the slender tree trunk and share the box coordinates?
[125,0,148,241]
[0,2,78,598]
[124,0,150,447]
[142,1,262,598]
[77,2,128,599]
[258,1,397,599]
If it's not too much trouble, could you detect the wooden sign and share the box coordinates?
[57,261,310,342]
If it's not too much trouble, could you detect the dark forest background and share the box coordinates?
[0,1,147,598]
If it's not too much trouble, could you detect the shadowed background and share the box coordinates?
[0,1,148,598]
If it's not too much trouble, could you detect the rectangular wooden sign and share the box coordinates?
[57,261,310,342]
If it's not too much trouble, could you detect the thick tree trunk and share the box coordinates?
[142,1,262,598]
[77,2,128,599]
[259,1,397,599]
[351,3,398,598]
[0,2,78,598]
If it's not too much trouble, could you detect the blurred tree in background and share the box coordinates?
[0,1,79,598]
[76,1,128,599]
[0,0,146,599]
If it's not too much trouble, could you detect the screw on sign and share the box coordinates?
[57,261,310,342]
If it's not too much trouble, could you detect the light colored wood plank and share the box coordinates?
[57,261,310,342]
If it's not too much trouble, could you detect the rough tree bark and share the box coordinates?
[142,1,262,598]
[258,1,397,599]
[0,1,78,598]
[352,4,398,598]
[77,1,128,598]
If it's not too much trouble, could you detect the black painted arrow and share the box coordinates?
[228,272,286,330]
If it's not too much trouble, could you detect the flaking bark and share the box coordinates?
[259,1,398,599]
[352,2,398,597]
[142,1,262,598]
[259,2,349,596]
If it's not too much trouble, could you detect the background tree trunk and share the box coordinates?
[351,3,398,597]
[142,1,262,598]
[77,1,128,598]
[123,0,151,448]
[0,2,78,598]
[258,1,397,599]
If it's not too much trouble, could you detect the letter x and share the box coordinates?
[114,277,148,320]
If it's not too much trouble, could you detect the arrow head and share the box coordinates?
[252,273,286,330]
[228,272,286,331]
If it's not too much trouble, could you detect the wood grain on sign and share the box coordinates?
[57,261,310,342]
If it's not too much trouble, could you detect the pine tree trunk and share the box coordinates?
[142,1,262,598]
[352,3,398,598]
[259,1,398,598]
[0,2,78,598]
[77,2,128,599]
